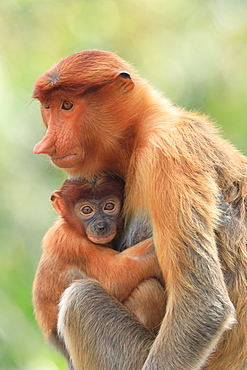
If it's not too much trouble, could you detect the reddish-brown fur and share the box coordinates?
[33,175,164,367]
[33,50,247,369]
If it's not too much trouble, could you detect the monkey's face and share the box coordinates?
[34,84,138,178]
[33,50,139,177]
[34,97,88,172]
[74,196,122,244]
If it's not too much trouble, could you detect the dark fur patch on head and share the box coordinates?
[47,70,61,86]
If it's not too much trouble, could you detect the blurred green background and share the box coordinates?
[1,0,247,369]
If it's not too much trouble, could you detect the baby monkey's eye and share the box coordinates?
[80,205,93,215]
[104,202,115,211]
[61,101,74,110]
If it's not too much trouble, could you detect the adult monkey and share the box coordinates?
[33,50,247,369]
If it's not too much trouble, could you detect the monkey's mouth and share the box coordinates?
[51,154,77,168]
[88,232,116,245]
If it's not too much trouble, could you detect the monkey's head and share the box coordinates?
[51,174,125,245]
[32,50,148,178]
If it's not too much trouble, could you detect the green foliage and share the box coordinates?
[0,0,247,368]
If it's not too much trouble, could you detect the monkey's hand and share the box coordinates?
[121,237,161,276]
[103,238,162,301]
[122,237,155,257]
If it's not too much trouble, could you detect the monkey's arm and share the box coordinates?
[82,236,160,302]
[126,126,236,369]
[33,255,86,370]
[33,254,85,340]
[45,220,160,302]
[58,279,155,370]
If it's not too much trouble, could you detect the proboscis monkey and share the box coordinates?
[33,50,247,369]
[33,175,165,368]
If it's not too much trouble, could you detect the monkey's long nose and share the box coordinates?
[33,135,55,155]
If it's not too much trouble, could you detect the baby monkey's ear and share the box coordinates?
[50,191,64,216]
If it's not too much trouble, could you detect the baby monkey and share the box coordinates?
[52,175,125,249]
[33,175,165,366]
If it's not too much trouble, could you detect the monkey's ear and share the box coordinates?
[50,191,64,216]
[114,71,135,91]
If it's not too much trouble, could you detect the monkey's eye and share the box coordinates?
[44,103,50,109]
[104,202,115,211]
[61,101,74,110]
[80,205,93,215]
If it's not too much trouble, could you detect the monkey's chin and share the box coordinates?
[51,154,78,168]
[88,232,116,245]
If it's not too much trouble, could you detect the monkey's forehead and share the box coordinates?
[59,175,125,206]
[32,50,136,99]
[64,188,125,206]
[75,195,121,205]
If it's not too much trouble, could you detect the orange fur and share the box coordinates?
[33,219,160,338]
[33,176,163,357]
[33,50,247,369]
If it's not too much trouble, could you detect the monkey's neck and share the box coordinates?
[68,145,132,180]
